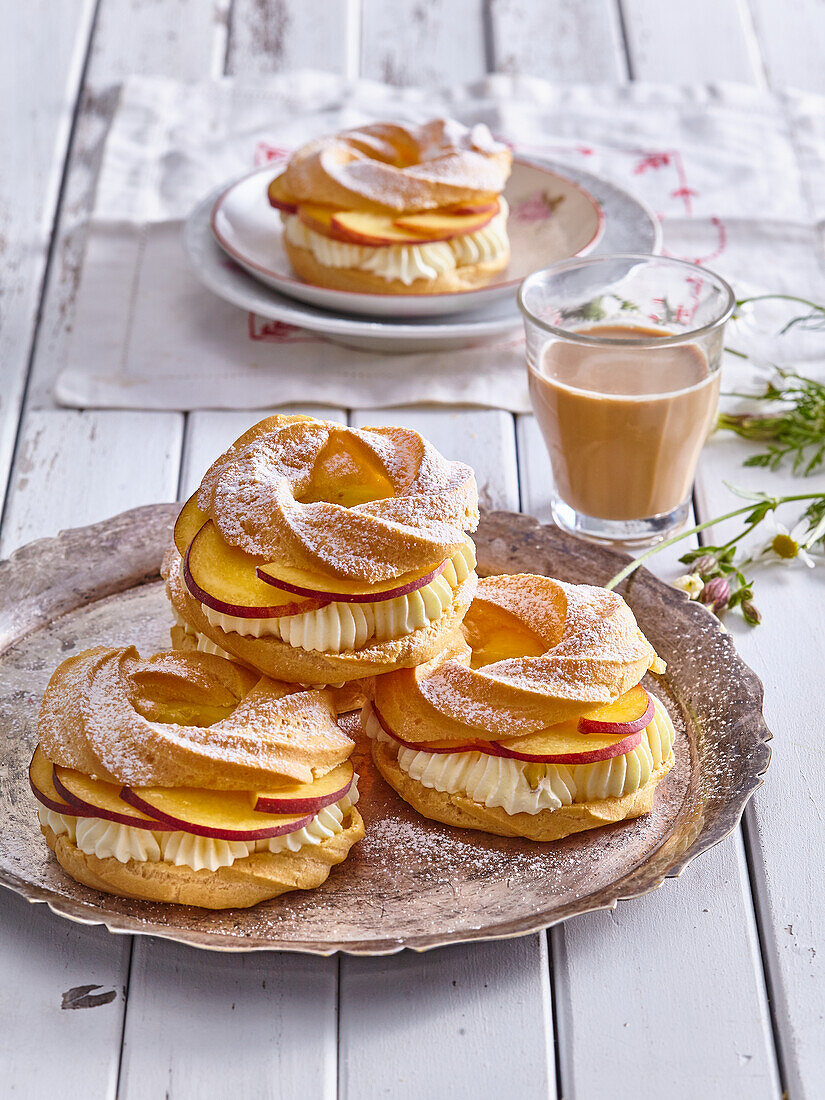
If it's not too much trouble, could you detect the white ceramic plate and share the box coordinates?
[184,160,661,352]
[210,159,605,319]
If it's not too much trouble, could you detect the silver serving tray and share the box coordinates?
[0,505,770,954]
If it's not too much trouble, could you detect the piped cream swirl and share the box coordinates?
[39,780,359,872]
[364,699,674,815]
[192,542,475,654]
[283,199,508,285]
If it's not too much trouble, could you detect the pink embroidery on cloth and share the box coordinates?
[247,315,318,343]
[254,141,291,167]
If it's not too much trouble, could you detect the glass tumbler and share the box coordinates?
[518,254,735,545]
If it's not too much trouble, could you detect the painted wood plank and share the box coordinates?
[339,936,554,1100]
[516,413,782,1100]
[227,0,355,77]
[0,409,183,1099]
[361,0,487,85]
[0,0,96,494]
[1,410,183,557]
[488,0,627,81]
[119,941,338,1100]
[694,436,825,1100]
[118,407,344,1100]
[26,0,229,409]
[749,0,825,94]
[345,406,555,1100]
[620,0,764,84]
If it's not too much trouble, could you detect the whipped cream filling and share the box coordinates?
[188,542,475,655]
[364,698,674,815]
[39,780,359,872]
[283,200,509,285]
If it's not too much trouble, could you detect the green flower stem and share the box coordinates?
[604,493,825,591]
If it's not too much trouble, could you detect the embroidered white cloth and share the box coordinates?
[56,73,825,413]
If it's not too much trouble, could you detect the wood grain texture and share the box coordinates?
[0,0,96,490]
[488,0,627,81]
[1,410,182,556]
[361,0,487,85]
[346,406,555,1099]
[0,408,182,1098]
[339,937,554,1100]
[749,0,825,93]
[694,437,825,1100]
[620,0,765,83]
[516,412,781,1100]
[228,0,355,77]
[26,0,229,409]
[119,940,338,1100]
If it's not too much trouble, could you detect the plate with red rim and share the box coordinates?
[184,158,660,350]
[0,504,770,955]
[208,157,607,319]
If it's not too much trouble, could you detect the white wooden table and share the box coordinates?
[3,4,824,1098]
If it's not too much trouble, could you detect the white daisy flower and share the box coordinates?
[672,573,704,599]
[761,515,816,568]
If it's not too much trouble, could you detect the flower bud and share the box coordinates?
[673,573,704,599]
[741,600,762,625]
[699,575,730,613]
[693,553,718,575]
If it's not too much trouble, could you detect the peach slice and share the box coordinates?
[372,706,491,755]
[53,764,171,830]
[393,207,497,238]
[297,203,342,238]
[120,786,314,840]
[29,747,90,817]
[493,723,642,764]
[329,210,437,246]
[578,686,653,735]
[256,556,449,603]
[253,762,353,814]
[174,492,208,557]
[267,173,298,214]
[185,521,330,618]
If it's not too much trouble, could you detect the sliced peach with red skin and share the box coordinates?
[267,173,298,214]
[120,785,314,840]
[493,724,642,764]
[53,764,171,830]
[329,210,440,246]
[393,207,497,238]
[578,686,653,735]
[185,521,329,618]
[29,747,90,817]
[256,556,449,604]
[173,492,207,557]
[253,762,353,814]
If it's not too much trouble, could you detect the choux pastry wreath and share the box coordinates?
[364,574,676,842]
[267,119,513,295]
[29,647,364,908]
[29,413,680,911]
[164,414,479,695]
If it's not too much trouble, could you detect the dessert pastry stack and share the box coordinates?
[30,648,363,908]
[31,412,676,910]
[267,120,513,295]
[164,414,479,700]
[364,575,675,840]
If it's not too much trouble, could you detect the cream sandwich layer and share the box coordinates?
[39,780,359,873]
[283,199,509,285]
[364,699,674,815]
[191,541,475,654]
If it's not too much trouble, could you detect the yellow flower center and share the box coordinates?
[772,533,799,559]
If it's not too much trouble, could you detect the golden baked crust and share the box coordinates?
[165,546,477,685]
[372,741,674,841]
[282,119,512,213]
[169,622,366,714]
[372,573,664,743]
[284,237,510,296]
[43,810,364,909]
